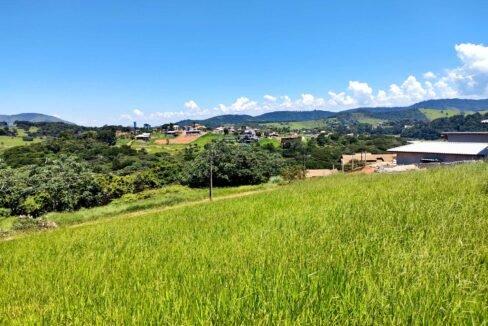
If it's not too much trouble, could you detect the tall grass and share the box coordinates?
[0,163,487,323]
[44,184,273,227]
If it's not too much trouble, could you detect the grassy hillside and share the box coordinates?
[44,184,272,227]
[116,133,225,154]
[351,113,386,126]
[191,133,224,146]
[0,113,69,124]
[0,133,42,153]
[261,119,328,130]
[420,108,461,121]
[0,136,30,152]
[1,163,487,323]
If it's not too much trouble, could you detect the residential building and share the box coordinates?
[135,132,151,141]
[388,142,488,164]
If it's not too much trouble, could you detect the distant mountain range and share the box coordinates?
[0,113,70,125]
[2,98,488,127]
[178,98,488,127]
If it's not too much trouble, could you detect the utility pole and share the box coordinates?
[209,146,213,201]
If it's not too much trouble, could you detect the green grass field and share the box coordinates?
[420,108,461,121]
[352,113,386,126]
[0,127,43,152]
[420,108,488,121]
[258,137,280,148]
[44,183,274,227]
[0,135,41,153]
[1,163,487,323]
[191,133,224,146]
[261,120,329,130]
[117,132,225,154]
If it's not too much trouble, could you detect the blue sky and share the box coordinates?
[1,0,487,125]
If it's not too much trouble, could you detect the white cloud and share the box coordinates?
[184,100,199,110]
[123,43,488,123]
[402,75,426,100]
[230,97,259,111]
[263,94,277,102]
[348,81,374,105]
[296,93,326,108]
[280,95,293,108]
[150,111,187,119]
[327,91,356,107]
[455,43,488,73]
[133,109,144,117]
[423,71,437,80]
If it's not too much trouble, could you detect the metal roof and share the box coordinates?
[388,141,488,155]
[135,132,151,138]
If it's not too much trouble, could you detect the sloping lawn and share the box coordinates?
[0,163,487,323]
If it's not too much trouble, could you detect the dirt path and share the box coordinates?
[154,133,204,145]
[69,188,274,229]
[1,187,277,242]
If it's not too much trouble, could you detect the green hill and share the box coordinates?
[178,99,488,127]
[1,163,487,323]
[419,108,461,121]
[0,113,70,125]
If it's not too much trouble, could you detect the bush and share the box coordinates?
[12,217,40,231]
[12,217,57,231]
[0,156,104,216]
[0,208,11,217]
[281,165,306,181]
[268,176,286,185]
[21,195,44,217]
[185,141,284,187]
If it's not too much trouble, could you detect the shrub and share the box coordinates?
[12,217,57,231]
[281,165,306,181]
[0,208,11,217]
[185,141,284,187]
[268,176,285,185]
[20,195,44,217]
[0,156,104,216]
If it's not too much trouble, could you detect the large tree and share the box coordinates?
[185,141,284,187]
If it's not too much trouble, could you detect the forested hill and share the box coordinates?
[0,113,70,125]
[178,98,488,127]
[177,110,335,127]
[410,98,488,110]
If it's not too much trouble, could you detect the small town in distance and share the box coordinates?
[1,1,487,323]
[122,101,488,176]
[2,101,487,324]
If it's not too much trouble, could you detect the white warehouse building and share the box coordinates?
[388,142,488,164]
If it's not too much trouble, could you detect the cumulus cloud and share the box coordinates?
[122,43,488,123]
[296,93,326,108]
[327,91,356,107]
[423,71,437,79]
[184,100,199,110]
[217,97,259,113]
[263,94,277,102]
[455,43,488,73]
[348,81,374,105]
[133,109,144,117]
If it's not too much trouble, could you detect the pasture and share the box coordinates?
[420,108,461,121]
[117,132,225,154]
[261,119,329,130]
[0,135,41,153]
[0,163,487,323]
